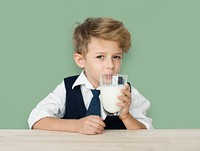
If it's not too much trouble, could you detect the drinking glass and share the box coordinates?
[100,74,128,116]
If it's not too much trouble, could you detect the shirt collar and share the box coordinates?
[72,70,96,89]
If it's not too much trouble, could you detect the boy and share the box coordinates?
[28,17,153,135]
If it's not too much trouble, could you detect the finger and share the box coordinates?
[87,122,104,134]
[125,83,131,92]
[85,129,96,135]
[117,98,131,109]
[118,95,131,104]
[116,101,125,107]
[121,83,130,94]
[88,126,104,134]
[121,89,131,98]
[89,118,104,129]
[89,116,106,127]
[81,119,104,135]
[90,122,104,131]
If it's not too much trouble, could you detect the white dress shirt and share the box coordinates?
[28,71,153,129]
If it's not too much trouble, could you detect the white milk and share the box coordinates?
[100,85,124,113]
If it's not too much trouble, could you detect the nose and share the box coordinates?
[106,58,114,69]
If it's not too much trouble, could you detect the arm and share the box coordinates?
[33,116,105,135]
[32,117,78,132]
[119,113,146,129]
[117,84,151,129]
[28,81,105,135]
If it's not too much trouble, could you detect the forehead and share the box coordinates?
[87,37,122,54]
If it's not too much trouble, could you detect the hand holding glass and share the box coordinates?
[100,74,127,116]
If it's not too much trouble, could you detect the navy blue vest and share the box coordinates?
[62,75,126,129]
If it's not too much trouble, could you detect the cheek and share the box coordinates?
[115,60,122,67]
[114,62,122,72]
[85,61,102,73]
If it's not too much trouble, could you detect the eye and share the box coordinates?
[113,55,122,60]
[96,55,104,59]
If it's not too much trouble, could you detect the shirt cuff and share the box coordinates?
[28,110,56,129]
[137,118,154,129]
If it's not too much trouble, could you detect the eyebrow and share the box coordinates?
[115,52,123,55]
[94,51,122,55]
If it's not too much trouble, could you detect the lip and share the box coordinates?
[102,73,115,80]
[103,73,114,76]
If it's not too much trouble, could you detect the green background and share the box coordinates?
[0,0,199,129]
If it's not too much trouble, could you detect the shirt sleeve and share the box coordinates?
[28,81,66,129]
[129,87,154,129]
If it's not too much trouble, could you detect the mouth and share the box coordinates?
[101,74,114,82]
[104,73,115,76]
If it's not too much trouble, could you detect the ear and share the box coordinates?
[73,53,85,68]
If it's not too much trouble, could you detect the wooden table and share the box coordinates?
[0,129,200,151]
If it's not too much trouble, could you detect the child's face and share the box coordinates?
[83,37,123,88]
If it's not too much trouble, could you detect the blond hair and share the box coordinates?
[73,17,131,56]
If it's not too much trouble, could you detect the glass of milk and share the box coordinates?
[100,74,127,116]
